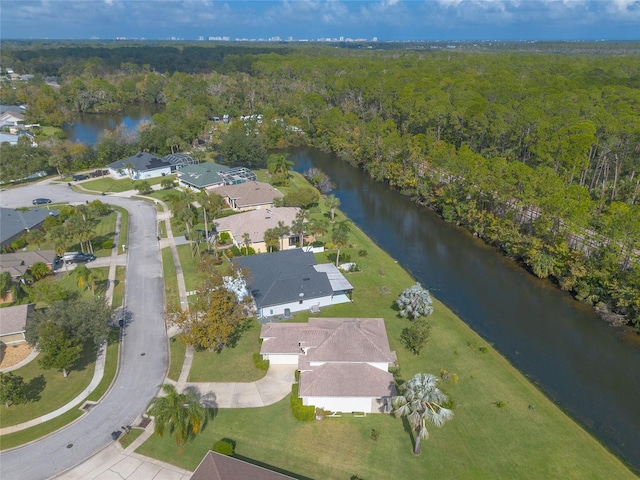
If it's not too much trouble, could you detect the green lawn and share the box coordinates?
[140,187,636,479]
[112,206,129,255]
[161,247,179,312]
[188,319,266,382]
[0,345,97,428]
[1,328,120,449]
[112,266,126,309]
[80,175,174,194]
[176,244,199,293]
[167,336,187,382]
[119,427,145,449]
[158,220,168,238]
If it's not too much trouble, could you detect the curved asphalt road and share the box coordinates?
[0,183,168,479]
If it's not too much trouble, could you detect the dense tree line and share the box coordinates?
[1,43,638,326]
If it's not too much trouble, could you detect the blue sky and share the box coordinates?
[2,0,639,41]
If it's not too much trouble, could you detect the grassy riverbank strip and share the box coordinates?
[139,204,636,479]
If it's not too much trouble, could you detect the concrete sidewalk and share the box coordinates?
[59,420,191,480]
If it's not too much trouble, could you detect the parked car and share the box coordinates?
[32,198,51,205]
[63,252,95,264]
[73,174,89,181]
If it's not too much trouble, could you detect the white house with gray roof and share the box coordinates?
[260,317,396,413]
[234,249,353,319]
[0,304,35,345]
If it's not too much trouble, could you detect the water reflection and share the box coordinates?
[291,146,640,471]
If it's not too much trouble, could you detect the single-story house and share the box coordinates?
[177,162,257,190]
[218,181,283,211]
[0,303,35,345]
[107,152,198,180]
[261,317,397,413]
[214,207,300,253]
[0,110,25,129]
[191,451,296,480]
[234,249,353,318]
[0,207,58,248]
[0,250,57,278]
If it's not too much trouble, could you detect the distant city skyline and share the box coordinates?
[1,0,639,42]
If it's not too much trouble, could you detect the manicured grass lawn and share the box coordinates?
[176,244,199,293]
[112,206,129,255]
[167,336,187,382]
[142,191,636,479]
[119,427,145,449]
[0,345,97,428]
[56,266,110,298]
[112,266,126,309]
[1,328,121,450]
[85,328,120,403]
[158,220,167,238]
[81,175,173,194]
[188,319,266,382]
[161,247,179,312]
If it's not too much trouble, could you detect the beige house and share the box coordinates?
[0,250,57,278]
[214,207,300,253]
[260,317,397,413]
[217,181,283,211]
[0,304,34,345]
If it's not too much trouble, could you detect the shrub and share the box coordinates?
[311,240,325,248]
[290,384,315,422]
[479,346,488,353]
[358,249,368,257]
[102,240,114,250]
[494,400,508,409]
[253,353,269,371]
[212,439,235,456]
[230,245,242,257]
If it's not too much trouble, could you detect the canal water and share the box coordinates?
[65,115,640,471]
[290,147,640,472]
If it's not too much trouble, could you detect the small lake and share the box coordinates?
[63,104,162,145]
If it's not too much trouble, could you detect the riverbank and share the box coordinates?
[138,195,637,479]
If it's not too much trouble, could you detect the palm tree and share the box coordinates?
[242,232,251,255]
[172,192,199,258]
[264,228,279,252]
[331,220,351,267]
[291,209,309,248]
[27,262,50,282]
[391,373,454,455]
[198,191,224,255]
[267,153,293,185]
[276,220,289,251]
[147,384,206,446]
[326,194,341,223]
[74,265,101,295]
[0,272,16,303]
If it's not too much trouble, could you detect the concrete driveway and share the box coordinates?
[0,182,169,480]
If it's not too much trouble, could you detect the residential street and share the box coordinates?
[0,183,168,480]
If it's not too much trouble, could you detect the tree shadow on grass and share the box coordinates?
[25,374,46,402]
[400,415,417,454]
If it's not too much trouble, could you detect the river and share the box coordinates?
[65,116,640,472]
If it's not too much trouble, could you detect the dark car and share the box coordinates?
[66,253,96,264]
[32,198,52,205]
[73,174,89,181]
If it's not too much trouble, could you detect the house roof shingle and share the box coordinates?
[0,250,56,277]
[191,451,296,480]
[299,362,395,398]
[107,152,172,173]
[0,208,58,247]
[0,303,35,336]
[235,250,351,309]
[177,162,230,189]
[218,181,283,209]
[214,207,299,245]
